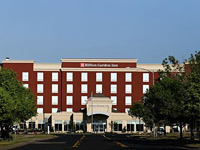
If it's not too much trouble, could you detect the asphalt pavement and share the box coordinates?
[8,134,196,150]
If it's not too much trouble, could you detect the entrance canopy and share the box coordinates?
[86,94,112,117]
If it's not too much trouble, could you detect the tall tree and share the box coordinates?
[185,51,200,140]
[0,69,36,136]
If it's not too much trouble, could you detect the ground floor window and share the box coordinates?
[75,121,84,131]
[136,124,144,131]
[29,122,35,129]
[20,122,27,129]
[127,124,134,131]
[64,121,70,131]
[55,120,62,131]
[38,121,44,130]
[114,121,122,131]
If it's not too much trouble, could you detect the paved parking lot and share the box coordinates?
[9,134,192,150]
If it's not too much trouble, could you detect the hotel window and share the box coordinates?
[37,84,43,93]
[64,121,70,131]
[37,72,43,81]
[125,85,132,93]
[52,84,58,93]
[55,120,62,131]
[81,72,88,82]
[114,121,122,131]
[125,108,130,114]
[37,96,43,105]
[111,73,117,82]
[66,84,73,93]
[143,73,149,82]
[143,85,149,94]
[81,84,88,93]
[81,96,87,105]
[52,96,58,105]
[52,108,58,113]
[37,108,43,114]
[125,73,132,82]
[127,121,134,132]
[66,72,73,81]
[23,84,29,88]
[111,96,117,105]
[125,96,132,105]
[96,73,102,82]
[66,108,73,112]
[96,84,102,93]
[22,72,29,81]
[111,84,117,93]
[66,96,73,105]
[52,72,58,81]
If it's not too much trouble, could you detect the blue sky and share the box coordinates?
[0,0,199,63]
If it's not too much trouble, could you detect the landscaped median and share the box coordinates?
[128,132,200,149]
[0,134,56,148]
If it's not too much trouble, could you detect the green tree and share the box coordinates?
[0,87,15,132]
[129,102,144,131]
[0,69,36,136]
[185,51,200,140]
[142,56,187,139]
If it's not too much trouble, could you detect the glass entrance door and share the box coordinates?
[92,123,106,133]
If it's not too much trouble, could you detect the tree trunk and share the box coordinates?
[190,122,194,140]
[164,124,166,137]
[0,125,3,138]
[179,122,183,139]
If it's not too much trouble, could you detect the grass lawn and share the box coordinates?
[129,132,200,148]
[0,134,55,147]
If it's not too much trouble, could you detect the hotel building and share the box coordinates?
[2,58,162,133]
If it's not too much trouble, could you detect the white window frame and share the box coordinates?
[81,72,88,82]
[81,84,88,93]
[111,96,117,105]
[96,73,102,82]
[66,72,73,81]
[125,108,130,114]
[66,84,73,93]
[143,73,149,82]
[111,84,117,93]
[143,85,149,94]
[125,96,132,105]
[23,84,29,88]
[37,84,43,93]
[52,108,58,113]
[81,96,87,105]
[37,108,43,114]
[52,96,58,105]
[125,85,132,94]
[66,96,73,105]
[37,96,43,105]
[66,108,73,112]
[52,84,58,93]
[125,73,132,82]
[52,72,58,81]
[37,72,44,81]
[22,72,29,81]
[96,84,102,93]
[111,73,117,82]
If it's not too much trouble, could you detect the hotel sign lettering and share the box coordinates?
[89,104,109,107]
[80,63,118,68]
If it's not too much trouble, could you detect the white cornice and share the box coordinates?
[61,67,158,72]
[61,59,138,63]
[2,60,35,63]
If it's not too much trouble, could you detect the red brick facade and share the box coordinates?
[2,59,159,113]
